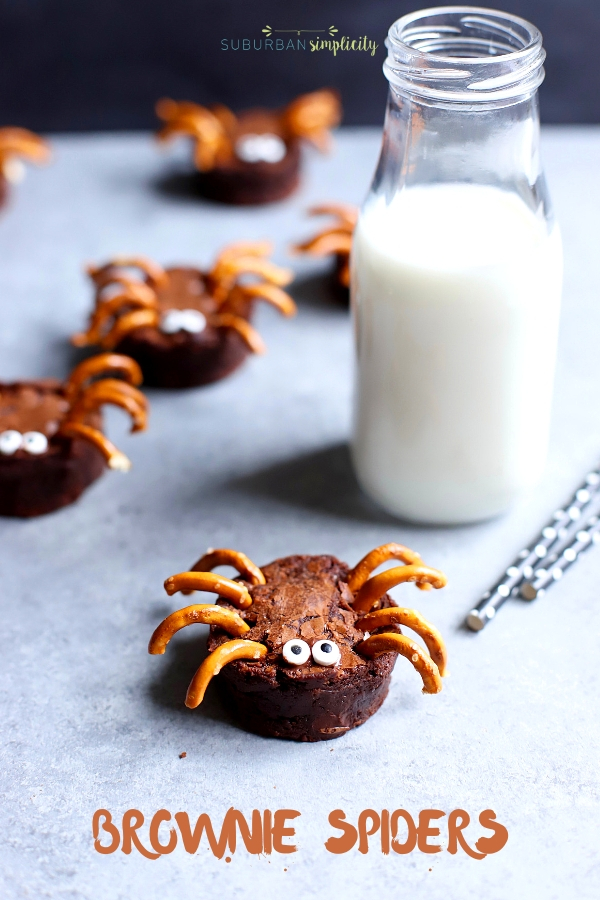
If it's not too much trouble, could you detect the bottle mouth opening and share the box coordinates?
[385,6,545,103]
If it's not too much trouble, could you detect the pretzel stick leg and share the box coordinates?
[58,422,131,471]
[357,633,442,694]
[185,640,267,707]
[356,607,447,676]
[149,605,250,654]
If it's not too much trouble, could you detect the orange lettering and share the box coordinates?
[263,809,273,855]
[149,809,177,855]
[121,809,160,860]
[175,812,227,858]
[391,810,417,854]
[381,809,390,855]
[92,809,120,854]
[447,809,486,859]
[417,809,444,854]
[273,810,300,854]
[325,809,358,854]
[358,809,380,854]
[476,810,509,855]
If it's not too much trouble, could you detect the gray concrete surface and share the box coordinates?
[0,128,599,899]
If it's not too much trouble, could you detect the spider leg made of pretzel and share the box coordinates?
[155,99,230,171]
[293,230,353,258]
[307,204,358,227]
[347,543,427,592]
[72,289,159,347]
[164,571,253,609]
[228,282,297,318]
[65,353,143,402]
[88,257,168,291]
[65,379,148,433]
[281,89,342,152]
[190,548,266,585]
[149,604,250,655]
[210,313,266,354]
[99,309,160,350]
[212,241,273,270]
[185,640,267,708]
[58,422,132,471]
[355,608,447,676]
[356,633,442,694]
[0,128,51,172]
[210,256,294,304]
[352,565,447,614]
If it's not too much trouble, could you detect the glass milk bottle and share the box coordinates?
[351,6,562,525]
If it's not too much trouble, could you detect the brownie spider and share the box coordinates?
[149,543,447,742]
[72,244,296,388]
[0,353,148,516]
[0,127,51,207]
[293,203,357,297]
[155,90,342,204]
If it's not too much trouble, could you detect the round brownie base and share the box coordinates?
[195,141,302,205]
[115,325,251,388]
[217,653,396,742]
[0,436,106,517]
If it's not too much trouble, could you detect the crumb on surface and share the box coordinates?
[179,751,187,759]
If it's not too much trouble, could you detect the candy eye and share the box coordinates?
[0,430,23,455]
[22,431,48,455]
[282,639,310,666]
[312,639,341,667]
[235,133,287,164]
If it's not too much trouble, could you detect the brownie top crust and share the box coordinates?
[0,381,68,435]
[210,554,395,685]
[154,268,216,315]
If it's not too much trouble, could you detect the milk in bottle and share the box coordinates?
[351,7,562,524]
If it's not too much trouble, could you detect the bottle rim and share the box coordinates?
[384,6,546,104]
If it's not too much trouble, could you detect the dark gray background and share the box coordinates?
[0,0,598,131]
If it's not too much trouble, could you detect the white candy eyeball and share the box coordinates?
[282,639,311,666]
[0,430,23,455]
[160,309,207,334]
[22,431,48,455]
[311,639,341,667]
[235,133,287,164]
[178,309,207,334]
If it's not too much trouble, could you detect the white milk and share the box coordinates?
[351,183,562,524]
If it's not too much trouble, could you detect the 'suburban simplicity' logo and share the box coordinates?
[221,25,379,56]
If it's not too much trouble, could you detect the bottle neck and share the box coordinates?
[370,86,550,222]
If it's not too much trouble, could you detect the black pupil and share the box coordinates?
[291,644,302,655]
[321,643,332,653]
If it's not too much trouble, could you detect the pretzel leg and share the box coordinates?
[355,608,447,676]
[190,549,265,586]
[347,543,425,593]
[58,421,131,471]
[352,565,447,614]
[307,203,358,226]
[211,313,266,355]
[149,605,250,655]
[100,309,160,350]
[164,572,252,609]
[73,292,159,347]
[65,354,143,401]
[357,633,442,694]
[293,231,353,257]
[185,640,267,707]
[238,283,297,317]
[67,380,147,432]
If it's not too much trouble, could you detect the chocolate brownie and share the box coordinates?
[208,555,398,742]
[113,267,253,388]
[0,381,105,517]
